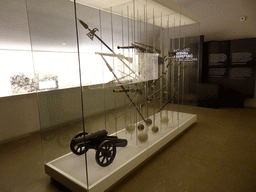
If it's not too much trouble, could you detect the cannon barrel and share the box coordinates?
[104,136,128,147]
[73,129,108,144]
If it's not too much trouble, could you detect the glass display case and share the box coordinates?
[14,0,201,191]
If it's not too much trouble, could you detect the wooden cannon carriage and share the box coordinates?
[70,129,127,167]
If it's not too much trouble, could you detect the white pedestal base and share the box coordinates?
[45,111,197,191]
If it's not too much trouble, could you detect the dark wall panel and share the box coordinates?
[205,38,256,98]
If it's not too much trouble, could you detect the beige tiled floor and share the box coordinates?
[1,106,256,192]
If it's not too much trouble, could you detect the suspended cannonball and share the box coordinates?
[126,124,135,133]
[161,116,169,124]
[137,132,148,143]
[137,124,144,131]
[151,126,159,133]
[145,118,153,126]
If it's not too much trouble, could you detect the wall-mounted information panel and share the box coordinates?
[205,38,256,98]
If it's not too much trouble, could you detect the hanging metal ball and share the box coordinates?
[137,124,144,131]
[161,116,169,124]
[145,118,153,126]
[151,126,159,133]
[146,96,152,103]
[137,132,148,143]
[126,124,135,133]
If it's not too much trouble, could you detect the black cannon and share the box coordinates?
[70,129,127,167]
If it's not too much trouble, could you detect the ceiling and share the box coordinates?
[165,0,256,41]
[75,0,197,27]
[73,0,256,41]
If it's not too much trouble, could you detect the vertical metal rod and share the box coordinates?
[178,11,182,122]
[165,13,170,125]
[110,7,118,135]
[172,17,175,123]
[121,10,127,129]
[99,10,107,132]
[73,0,89,189]
[159,12,163,130]
[182,30,185,117]
[152,8,156,127]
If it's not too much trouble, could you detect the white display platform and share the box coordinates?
[45,111,197,192]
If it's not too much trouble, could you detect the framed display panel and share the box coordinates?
[23,0,199,191]
[205,38,256,99]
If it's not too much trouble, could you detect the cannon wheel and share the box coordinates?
[95,140,116,167]
[70,131,89,155]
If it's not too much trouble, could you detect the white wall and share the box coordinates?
[0,94,40,142]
